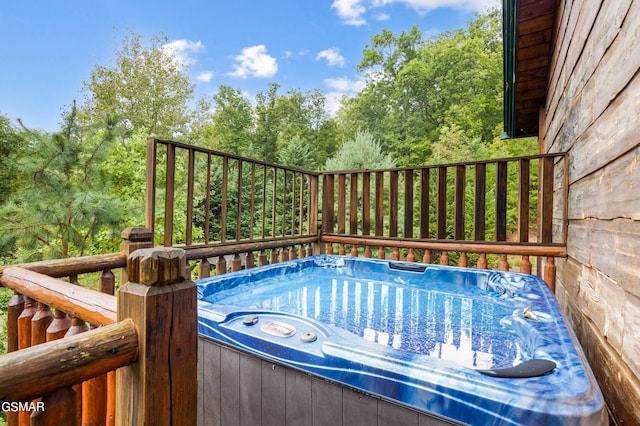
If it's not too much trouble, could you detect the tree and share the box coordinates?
[0,105,125,262]
[0,114,25,205]
[338,8,504,166]
[252,83,281,162]
[278,137,316,170]
[82,31,195,139]
[325,130,395,171]
[203,85,253,155]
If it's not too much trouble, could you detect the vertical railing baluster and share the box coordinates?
[391,247,400,260]
[65,312,88,426]
[498,254,509,271]
[270,249,278,264]
[389,171,398,238]
[323,174,335,236]
[292,171,297,236]
[362,172,371,236]
[282,169,287,237]
[454,165,466,240]
[186,148,195,246]
[459,252,468,267]
[271,168,277,238]
[205,153,212,244]
[338,174,346,234]
[377,246,385,259]
[350,244,358,257]
[423,250,431,264]
[231,254,242,272]
[339,243,346,255]
[31,302,53,346]
[474,164,487,241]
[221,156,229,243]
[237,160,243,241]
[350,173,358,235]
[198,258,211,279]
[404,169,414,239]
[518,158,530,243]
[250,162,256,240]
[259,250,268,266]
[420,168,430,239]
[478,253,488,269]
[495,161,508,241]
[375,172,384,236]
[440,251,449,265]
[437,167,447,239]
[216,256,227,275]
[262,165,267,239]
[364,246,372,258]
[164,142,176,247]
[407,248,416,262]
[246,251,255,269]
[289,246,297,260]
[7,291,24,426]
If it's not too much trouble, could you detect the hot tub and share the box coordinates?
[197,255,606,425]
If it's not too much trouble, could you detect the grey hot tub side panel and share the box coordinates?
[197,335,460,426]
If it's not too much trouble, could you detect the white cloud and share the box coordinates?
[373,0,497,13]
[196,71,213,83]
[332,0,366,26]
[229,45,278,79]
[332,0,497,25]
[323,77,367,115]
[162,39,204,68]
[316,48,345,68]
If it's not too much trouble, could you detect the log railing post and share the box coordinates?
[119,227,154,285]
[116,248,197,426]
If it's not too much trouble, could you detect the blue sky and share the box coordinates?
[0,0,499,132]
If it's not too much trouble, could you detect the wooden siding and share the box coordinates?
[541,0,640,422]
[197,336,457,426]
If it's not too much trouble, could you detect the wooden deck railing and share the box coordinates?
[0,246,196,426]
[319,153,567,290]
[145,138,567,290]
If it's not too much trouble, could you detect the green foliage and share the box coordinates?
[82,31,196,139]
[202,85,253,154]
[338,8,504,166]
[325,130,395,171]
[0,105,125,262]
[0,115,26,206]
[278,137,316,169]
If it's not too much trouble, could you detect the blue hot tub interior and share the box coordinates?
[197,255,606,425]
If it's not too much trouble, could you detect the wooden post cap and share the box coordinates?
[127,248,187,286]
[121,227,154,242]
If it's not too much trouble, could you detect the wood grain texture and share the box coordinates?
[1,268,117,326]
[0,319,137,403]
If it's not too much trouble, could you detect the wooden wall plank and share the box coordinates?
[342,389,377,426]
[285,369,312,426]
[262,361,286,425]
[238,353,262,425]
[378,399,419,426]
[311,378,342,426]
[220,347,240,426]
